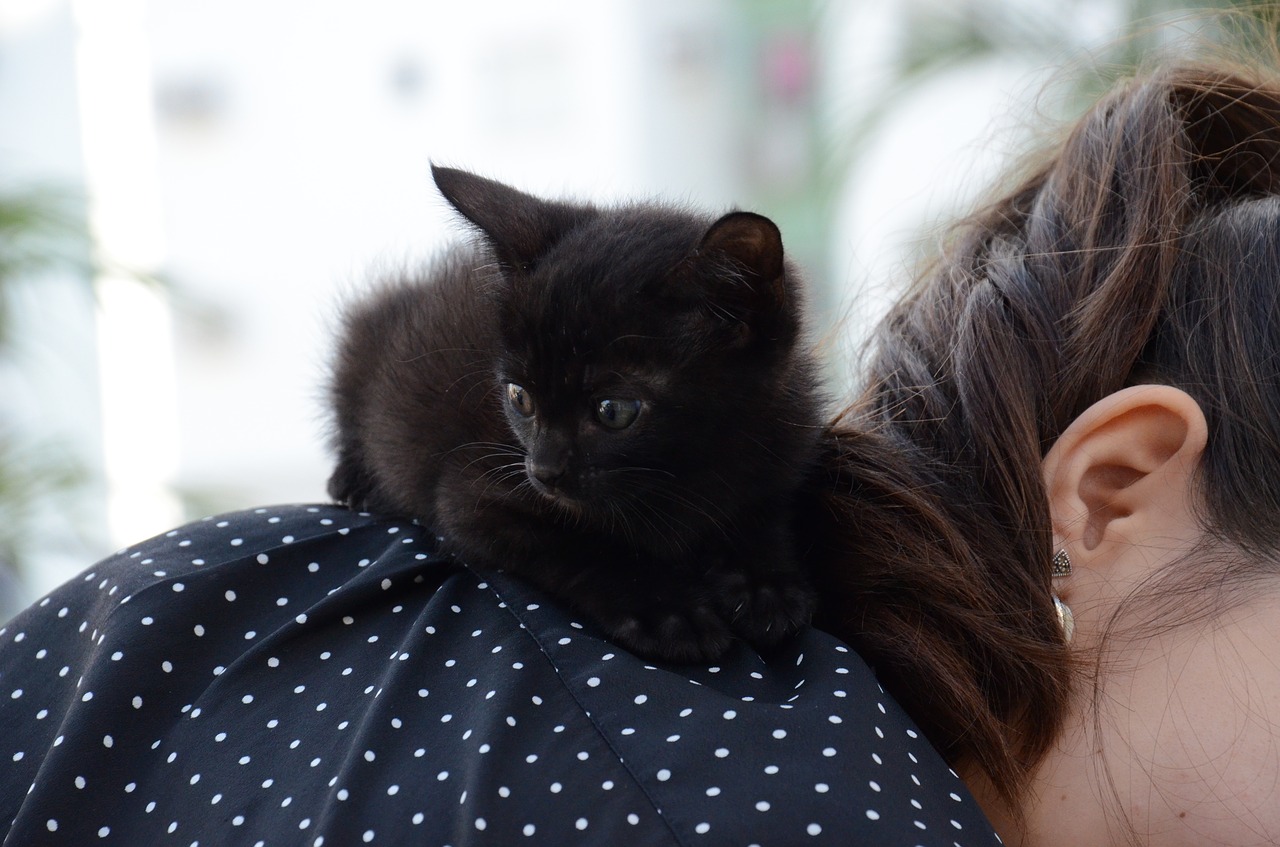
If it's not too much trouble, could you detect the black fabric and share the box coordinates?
[0,504,1000,846]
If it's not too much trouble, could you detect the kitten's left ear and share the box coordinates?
[693,212,791,326]
[432,164,594,271]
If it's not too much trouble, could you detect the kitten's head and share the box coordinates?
[433,165,819,549]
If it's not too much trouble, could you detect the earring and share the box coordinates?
[1050,548,1072,577]
[1053,595,1075,642]
[1051,548,1074,643]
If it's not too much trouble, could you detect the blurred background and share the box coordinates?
[0,0,1258,617]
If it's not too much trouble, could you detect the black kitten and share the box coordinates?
[328,166,823,662]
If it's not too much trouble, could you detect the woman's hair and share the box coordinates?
[814,53,1280,806]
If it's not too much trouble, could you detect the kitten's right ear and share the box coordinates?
[432,165,593,271]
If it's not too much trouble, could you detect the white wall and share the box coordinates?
[1,0,748,606]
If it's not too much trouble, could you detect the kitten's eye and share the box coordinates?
[595,398,641,430]
[507,383,535,417]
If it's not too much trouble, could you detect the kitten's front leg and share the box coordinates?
[518,548,736,664]
[328,448,376,511]
[605,584,735,664]
[706,523,815,647]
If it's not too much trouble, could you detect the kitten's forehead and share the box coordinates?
[495,205,718,394]
[580,362,670,393]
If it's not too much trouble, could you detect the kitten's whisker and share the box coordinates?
[642,487,732,544]
[625,494,695,554]
[619,472,733,528]
[452,442,525,470]
[392,344,491,366]
[432,366,499,403]
[611,465,677,480]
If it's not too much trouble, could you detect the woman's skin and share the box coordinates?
[975,385,1280,846]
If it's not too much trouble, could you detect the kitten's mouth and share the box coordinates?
[527,476,585,514]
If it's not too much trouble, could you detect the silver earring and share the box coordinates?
[1050,548,1072,577]
[1052,594,1075,642]
[1051,548,1074,643]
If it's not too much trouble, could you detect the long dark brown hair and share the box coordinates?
[813,54,1280,806]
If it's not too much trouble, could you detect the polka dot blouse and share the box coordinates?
[0,504,1000,845]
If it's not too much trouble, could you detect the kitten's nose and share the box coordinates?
[528,452,569,490]
[529,462,566,489]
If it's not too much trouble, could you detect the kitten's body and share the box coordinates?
[329,167,823,662]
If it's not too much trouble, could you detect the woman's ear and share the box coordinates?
[1042,385,1208,569]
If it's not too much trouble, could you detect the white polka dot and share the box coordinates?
[772,729,786,739]
[865,810,880,821]
[810,821,826,833]
[756,801,771,812]
[46,820,57,832]
[695,822,710,834]
[656,769,671,781]
[522,824,535,836]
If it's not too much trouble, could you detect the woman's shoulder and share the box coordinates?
[0,504,998,846]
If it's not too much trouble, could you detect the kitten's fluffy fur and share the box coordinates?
[328,166,823,662]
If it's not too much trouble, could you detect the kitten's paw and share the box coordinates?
[609,603,734,664]
[712,569,815,646]
[327,456,375,509]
